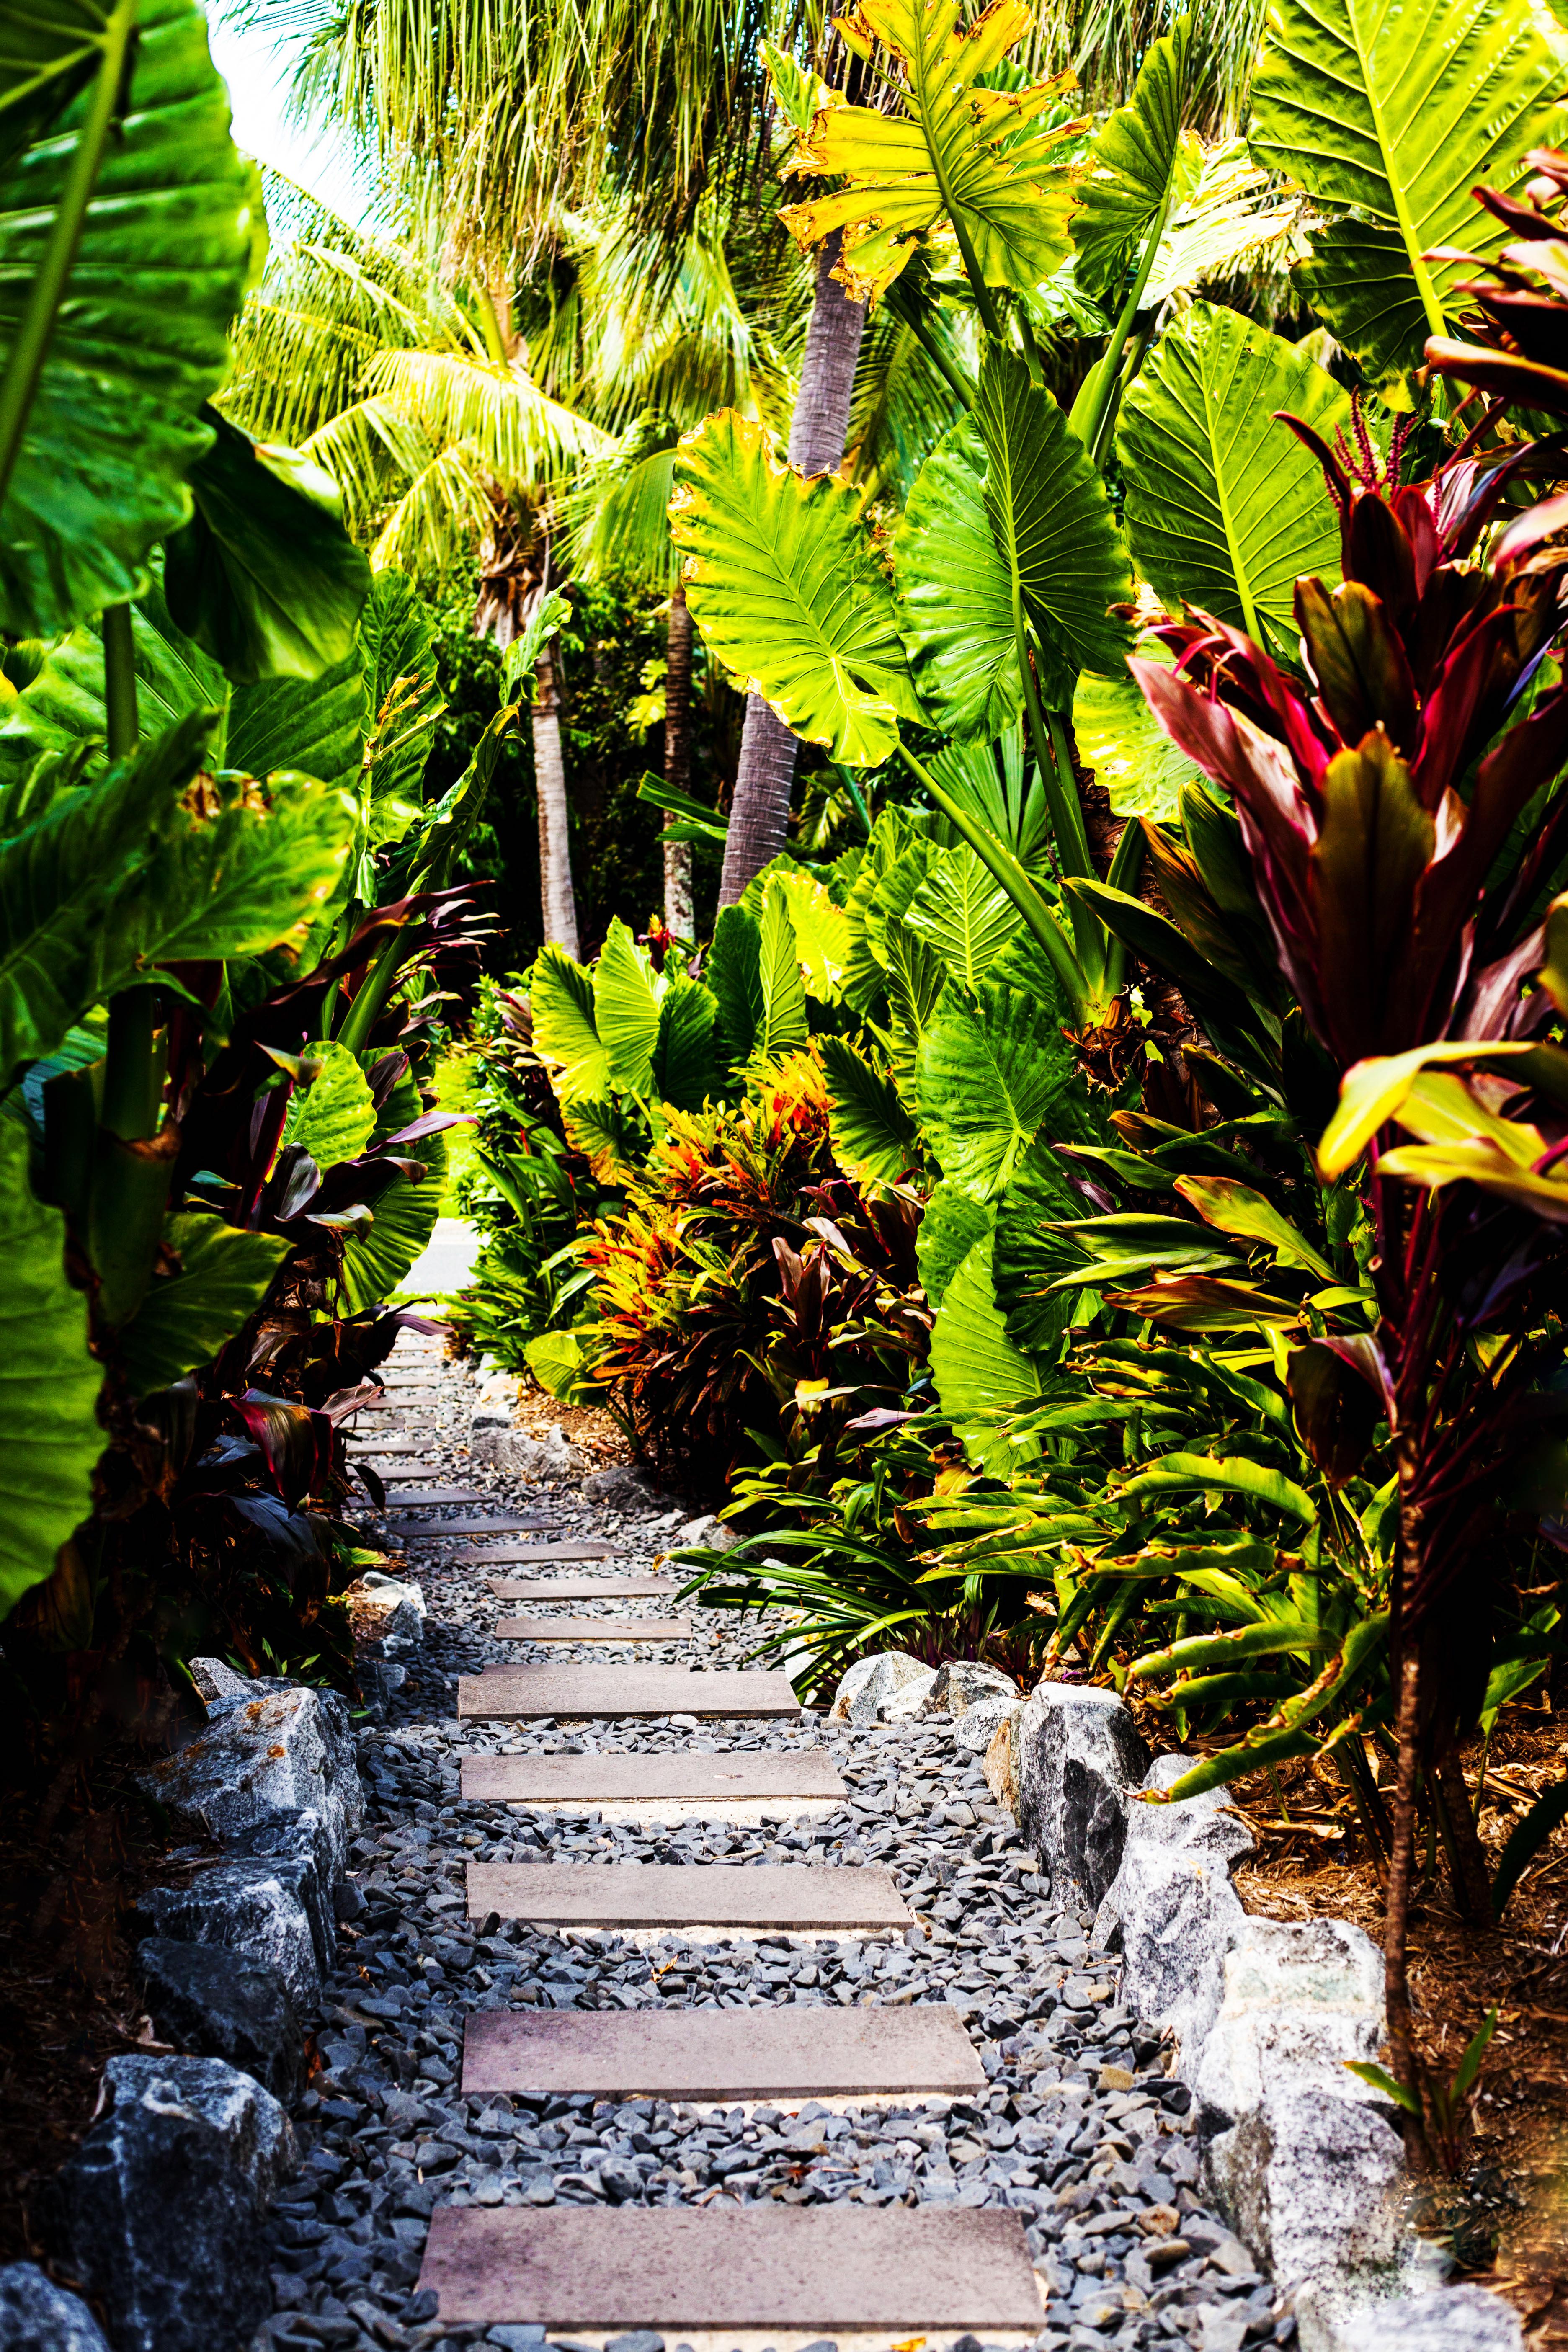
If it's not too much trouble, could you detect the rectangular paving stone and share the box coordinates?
[389,1514,549,1538]
[347,1437,437,1455]
[460,1749,846,1810]
[462,2002,984,2100]
[418,2205,1043,2332]
[466,1860,912,1930]
[461,1540,615,1565]
[458,1664,798,1719]
[375,1485,490,1505]
[487,1576,675,1600]
[369,1387,444,1404]
[493,1615,691,1642]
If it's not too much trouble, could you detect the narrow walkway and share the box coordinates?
[260,1337,1289,2352]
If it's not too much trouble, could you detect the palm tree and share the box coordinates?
[220,180,607,951]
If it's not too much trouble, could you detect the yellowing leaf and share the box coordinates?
[779,0,1081,305]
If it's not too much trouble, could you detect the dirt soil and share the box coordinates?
[1127,1689,1568,2344]
[508,1379,632,1465]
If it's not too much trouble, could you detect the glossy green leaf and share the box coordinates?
[1119,304,1351,652]
[929,1229,1043,1474]
[0,0,263,636]
[650,978,718,1112]
[0,1119,103,1614]
[0,0,117,167]
[1072,659,1193,820]
[120,767,355,973]
[163,408,371,686]
[338,1132,446,1314]
[994,1132,1086,1351]
[762,867,851,1001]
[562,1094,645,1181]
[895,415,1021,743]
[280,1040,377,1169]
[917,1181,992,1310]
[227,654,363,801]
[358,569,442,852]
[670,408,918,768]
[906,843,1022,990]
[1251,0,1568,378]
[0,574,227,778]
[706,903,763,1074]
[531,946,611,1101]
[1176,1173,1337,1282]
[974,348,1132,701]
[1071,12,1195,301]
[118,1212,290,1396]
[524,1326,590,1401]
[593,918,664,1096]
[820,1033,920,1185]
[1115,1449,1319,1523]
[757,880,809,1063]
[916,979,1075,1199]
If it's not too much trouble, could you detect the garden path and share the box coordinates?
[258,1334,1290,2352]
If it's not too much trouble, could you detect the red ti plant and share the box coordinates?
[1127,432,1568,2156]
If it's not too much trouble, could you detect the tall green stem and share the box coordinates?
[1067,182,1174,462]
[102,602,138,761]
[0,0,138,507]
[896,740,1085,1021]
[1013,595,1104,993]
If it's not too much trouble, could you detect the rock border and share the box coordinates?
[982,1683,1524,2352]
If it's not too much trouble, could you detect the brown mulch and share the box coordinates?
[509,1377,633,1466]
[1127,1684,1568,2342]
[0,1743,218,2269]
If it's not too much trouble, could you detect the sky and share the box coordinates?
[206,3,371,227]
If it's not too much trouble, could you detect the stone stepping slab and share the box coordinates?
[487,1576,676,1600]
[462,1540,616,1564]
[347,1438,438,1456]
[389,1514,550,1539]
[461,2003,985,2101]
[465,1860,912,1931]
[362,1389,445,1406]
[374,1485,491,1506]
[493,1616,691,1642]
[459,1749,847,1818]
[417,2205,1042,2334]
[458,1665,797,1719]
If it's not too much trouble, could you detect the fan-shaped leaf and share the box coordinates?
[974,348,1132,701]
[670,408,917,768]
[1249,0,1568,378]
[651,978,718,1112]
[820,1032,920,1184]
[707,903,764,1074]
[0,0,263,636]
[119,1214,291,1397]
[758,880,810,1062]
[930,1229,1043,1473]
[593,918,665,1096]
[916,979,1074,1198]
[764,867,851,1002]
[1071,13,1195,301]
[906,844,1022,989]
[281,1040,377,1169]
[895,415,1021,743]
[778,0,1079,304]
[1119,304,1351,654]
[917,1181,992,1308]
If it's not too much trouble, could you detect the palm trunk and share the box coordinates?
[718,231,868,906]
[533,637,579,958]
[663,583,695,938]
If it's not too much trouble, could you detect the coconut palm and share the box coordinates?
[221,180,609,952]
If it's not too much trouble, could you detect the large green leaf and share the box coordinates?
[1119,304,1351,653]
[0,0,263,636]
[994,1134,1087,1351]
[777,0,1078,304]
[593,918,664,1096]
[895,415,1021,743]
[917,1181,993,1309]
[280,1040,378,1169]
[974,348,1132,702]
[531,946,611,1101]
[1249,0,1568,378]
[0,1119,103,1614]
[650,978,718,1112]
[163,408,371,686]
[706,903,764,1075]
[112,767,356,972]
[227,654,364,801]
[820,1033,920,1185]
[670,409,918,769]
[357,569,442,852]
[760,867,851,1002]
[338,1132,446,1314]
[0,574,228,779]
[906,843,1022,990]
[757,881,810,1063]
[929,1229,1042,1473]
[118,1212,290,1396]
[916,979,1074,1199]
[1073,658,1194,821]
[0,0,119,168]
[1071,13,1195,301]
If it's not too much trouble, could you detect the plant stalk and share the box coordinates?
[1067,181,1175,463]
[102,602,138,761]
[1385,1644,1431,2168]
[0,0,138,508]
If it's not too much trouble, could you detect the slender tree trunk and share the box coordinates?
[533,638,579,958]
[663,583,695,937]
[1434,1745,1493,1921]
[718,230,868,906]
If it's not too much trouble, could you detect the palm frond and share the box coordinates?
[368,347,610,490]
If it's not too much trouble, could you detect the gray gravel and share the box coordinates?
[256,1348,1292,2352]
